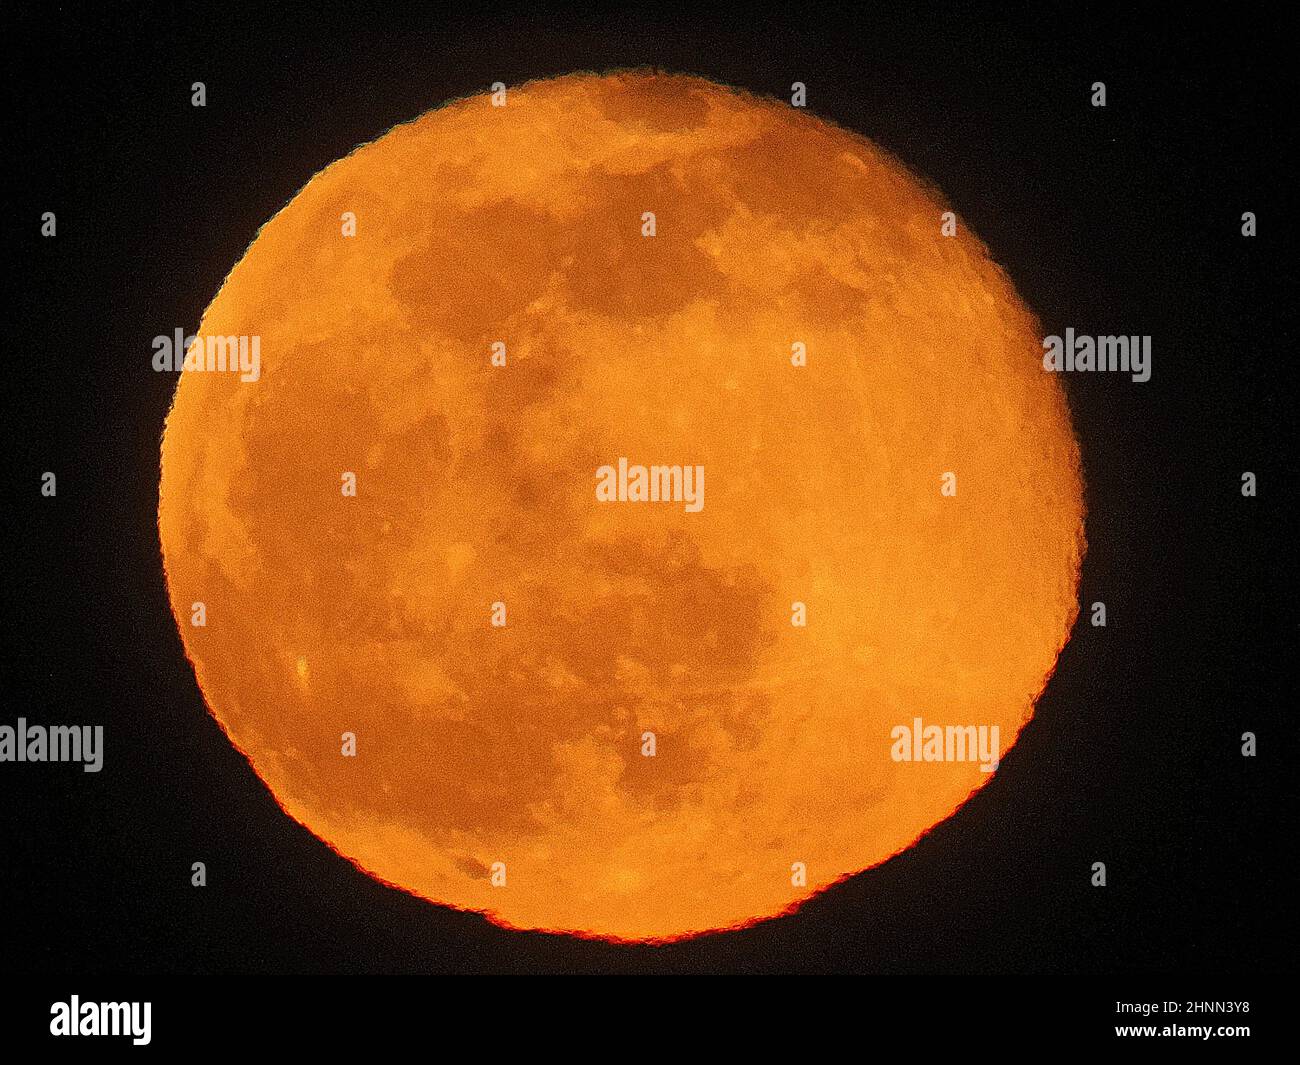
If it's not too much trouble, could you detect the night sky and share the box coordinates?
[2,3,1292,975]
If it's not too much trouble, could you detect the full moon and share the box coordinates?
[159,72,1084,941]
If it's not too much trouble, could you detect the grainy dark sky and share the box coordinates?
[1,2,1292,975]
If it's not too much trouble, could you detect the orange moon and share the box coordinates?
[159,72,1085,941]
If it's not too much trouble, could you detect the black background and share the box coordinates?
[2,1,1294,976]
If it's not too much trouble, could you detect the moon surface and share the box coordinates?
[159,72,1085,941]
